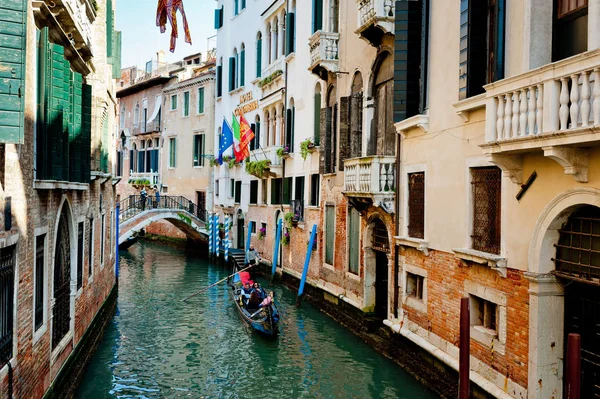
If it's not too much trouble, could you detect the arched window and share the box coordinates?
[256,32,263,78]
[349,72,363,158]
[240,43,246,87]
[324,85,337,173]
[229,48,238,92]
[252,114,261,150]
[273,16,279,60]
[266,22,272,65]
[265,110,271,146]
[52,206,72,348]
[134,103,140,126]
[280,11,286,57]
[286,98,295,151]
[314,83,321,146]
[371,52,394,156]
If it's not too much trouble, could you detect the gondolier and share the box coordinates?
[246,246,260,266]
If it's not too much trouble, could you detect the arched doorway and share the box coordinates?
[236,210,245,250]
[364,218,390,319]
[369,52,394,156]
[53,205,72,348]
[554,205,600,397]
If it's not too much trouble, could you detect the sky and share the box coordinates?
[116,0,216,68]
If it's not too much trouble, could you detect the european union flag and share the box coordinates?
[218,118,234,165]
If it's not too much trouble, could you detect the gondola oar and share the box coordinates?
[181,263,256,302]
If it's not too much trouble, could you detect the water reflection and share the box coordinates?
[77,241,437,399]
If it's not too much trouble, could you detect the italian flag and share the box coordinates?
[232,113,252,162]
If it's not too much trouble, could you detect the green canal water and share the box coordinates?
[77,241,438,398]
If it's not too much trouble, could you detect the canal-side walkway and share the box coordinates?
[76,241,438,398]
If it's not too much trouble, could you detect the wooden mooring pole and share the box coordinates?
[566,333,581,399]
[459,297,470,399]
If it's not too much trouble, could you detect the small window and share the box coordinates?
[310,174,320,206]
[34,235,46,331]
[169,138,177,168]
[471,167,501,254]
[250,222,256,234]
[230,179,235,198]
[408,172,425,239]
[198,87,205,114]
[271,178,282,205]
[261,179,268,204]
[183,91,190,117]
[470,295,498,335]
[171,94,178,110]
[250,180,258,204]
[216,180,220,197]
[348,206,359,274]
[234,181,242,203]
[406,272,424,300]
[294,176,305,202]
[88,219,94,277]
[193,135,204,167]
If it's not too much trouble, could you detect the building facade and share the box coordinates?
[389,0,600,398]
[116,52,215,239]
[0,0,121,396]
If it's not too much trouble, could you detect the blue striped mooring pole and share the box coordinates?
[271,218,283,278]
[297,224,317,306]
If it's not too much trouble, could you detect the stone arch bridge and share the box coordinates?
[118,195,208,247]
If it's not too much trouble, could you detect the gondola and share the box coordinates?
[227,262,279,336]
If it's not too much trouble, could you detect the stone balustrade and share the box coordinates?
[308,31,340,75]
[356,0,395,41]
[344,156,395,195]
[485,50,600,143]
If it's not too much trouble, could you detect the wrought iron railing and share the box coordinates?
[118,195,208,224]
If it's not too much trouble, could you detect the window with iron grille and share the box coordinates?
[77,222,83,290]
[372,219,390,252]
[408,172,425,239]
[470,294,498,335]
[249,181,258,204]
[0,245,15,367]
[88,219,94,277]
[35,235,45,331]
[554,205,600,282]
[471,167,501,254]
[53,212,71,349]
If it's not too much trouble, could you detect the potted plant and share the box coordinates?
[299,138,315,161]
[276,145,290,158]
[282,230,290,246]
[245,160,271,178]
[284,212,295,229]
[258,226,266,240]
[222,155,238,169]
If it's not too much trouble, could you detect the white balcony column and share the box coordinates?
[271,25,277,64]
[278,21,285,58]
[589,0,600,50]
[275,115,282,146]
[522,0,553,70]
[370,157,381,193]
[486,96,498,142]
[542,79,560,133]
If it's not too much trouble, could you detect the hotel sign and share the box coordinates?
[234,91,259,116]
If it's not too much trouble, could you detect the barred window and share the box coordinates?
[372,219,390,253]
[408,172,425,239]
[0,245,15,367]
[554,206,600,281]
[35,235,45,331]
[471,167,501,254]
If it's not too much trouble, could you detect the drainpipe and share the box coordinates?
[394,131,402,316]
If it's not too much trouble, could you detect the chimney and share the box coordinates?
[157,50,165,65]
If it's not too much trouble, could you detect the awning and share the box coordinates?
[146,95,162,124]
[121,128,130,137]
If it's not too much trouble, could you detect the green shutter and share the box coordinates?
[228,57,235,92]
[0,0,27,144]
[286,13,295,55]
[325,205,335,264]
[112,31,122,79]
[348,207,359,274]
[82,84,92,183]
[240,49,245,87]
[216,65,223,97]
[283,177,292,204]
[50,44,66,180]
[256,38,262,78]
[214,8,221,29]
[313,0,323,33]
[198,87,204,114]
[313,93,321,146]
[106,0,114,58]
[36,28,49,179]
[71,73,83,182]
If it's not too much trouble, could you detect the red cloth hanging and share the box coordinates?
[156,0,192,53]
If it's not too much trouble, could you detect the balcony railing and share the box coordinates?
[344,156,396,195]
[308,31,339,79]
[356,0,395,45]
[129,171,159,186]
[44,0,95,58]
[485,50,600,144]
[482,50,600,183]
[132,120,161,135]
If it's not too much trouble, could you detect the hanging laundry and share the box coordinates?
[156,0,192,53]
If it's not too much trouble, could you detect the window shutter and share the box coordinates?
[217,65,223,97]
[393,0,422,122]
[256,38,262,78]
[220,6,224,27]
[241,0,246,10]
[338,96,350,170]
[291,106,295,152]
[228,57,235,92]
[240,49,245,87]
[0,0,27,144]
[82,83,92,182]
[314,93,321,146]
[112,31,122,79]
[283,177,292,205]
[324,107,332,173]
[350,93,363,158]
[312,0,323,33]
[255,121,260,149]
[285,109,292,150]
[71,73,83,182]
[50,44,66,181]
[286,13,295,55]
[459,0,487,100]
[36,29,50,179]
[106,0,114,59]
[250,123,256,151]
[214,8,221,29]
[198,87,204,113]
[493,0,506,82]
[319,108,326,173]
[129,149,133,171]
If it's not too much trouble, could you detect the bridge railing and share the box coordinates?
[118,195,208,224]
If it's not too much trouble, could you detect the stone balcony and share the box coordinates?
[248,146,283,177]
[343,156,395,214]
[481,49,600,184]
[32,0,97,75]
[132,121,161,135]
[308,31,340,80]
[355,0,395,47]
[129,171,159,186]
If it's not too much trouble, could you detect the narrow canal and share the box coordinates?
[77,241,438,398]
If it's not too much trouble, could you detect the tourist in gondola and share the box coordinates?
[252,282,266,300]
[247,291,261,310]
[240,282,252,306]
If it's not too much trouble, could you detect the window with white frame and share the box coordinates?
[88,218,94,278]
[406,272,424,300]
[465,281,506,354]
[198,87,205,114]
[100,214,105,267]
[171,94,178,110]
[0,244,16,368]
[183,91,190,117]
[193,134,204,167]
[169,138,177,168]
[402,265,427,313]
